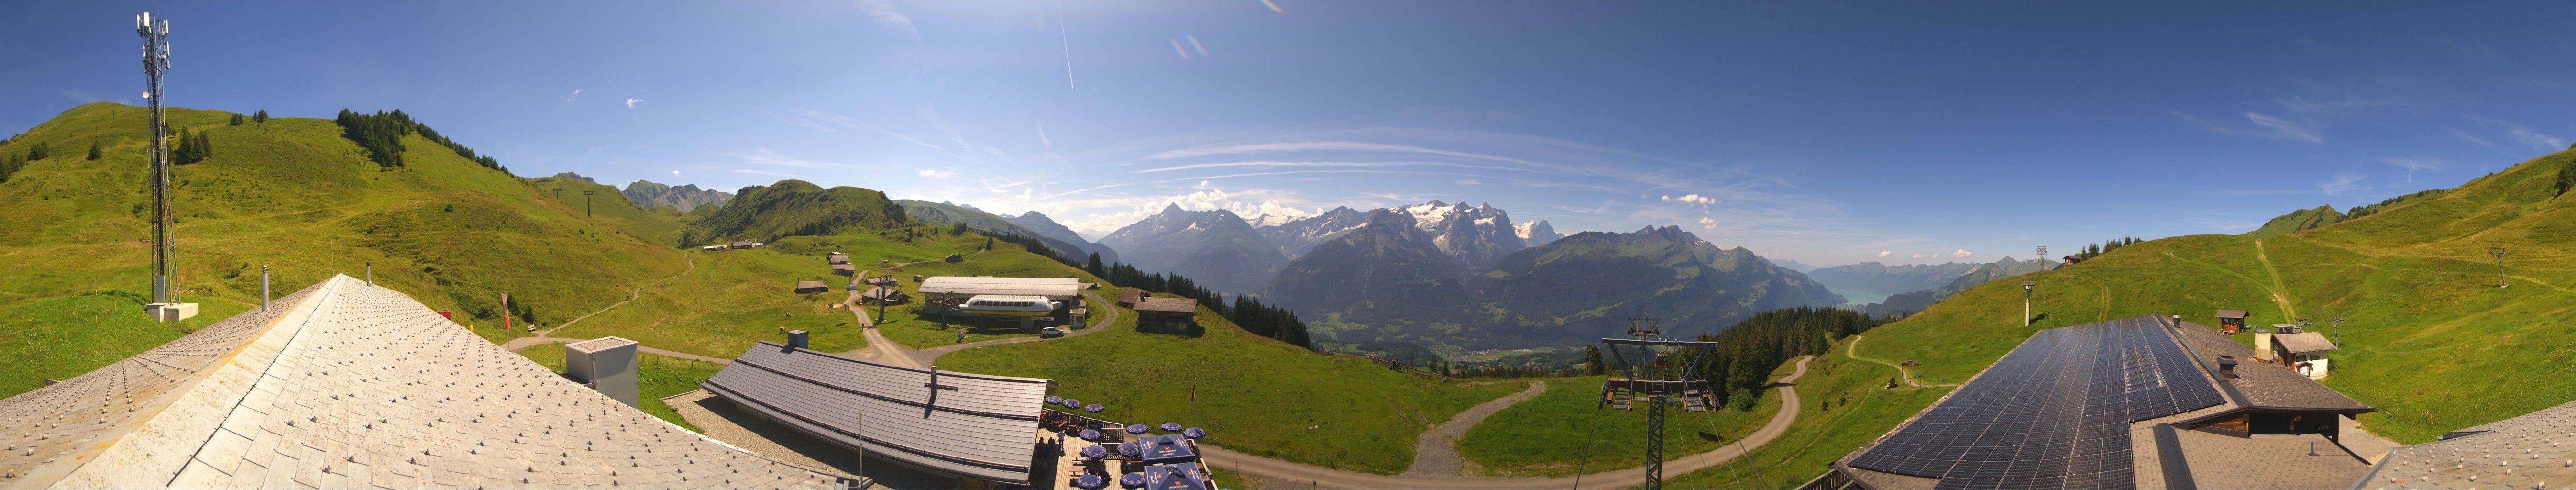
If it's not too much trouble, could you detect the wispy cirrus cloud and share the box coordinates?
[857,0,922,43]
[2464,113,2567,152]
[2382,157,2444,183]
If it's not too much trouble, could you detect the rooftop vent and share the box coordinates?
[2216,355,2239,379]
[787,329,809,350]
[565,336,640,408]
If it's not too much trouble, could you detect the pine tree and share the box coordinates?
[25,142,49,160]
[1085,252,1105,276]
[86,141,100,160]
[1583,345,1607,375]
[252,110,268,125]
[173,129,194,165]
[229,114,245,126]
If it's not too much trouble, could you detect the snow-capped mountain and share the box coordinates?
[1252,206,1372,259]
[1515,220,1563,246]
[1395,200,1527,268]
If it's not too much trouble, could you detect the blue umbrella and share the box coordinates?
[1126,424,1149,434]
[1084,404,1105,412]
[1074,473,1107,490]
[1079,429,1102,441]
[1063,398,1082,409]
[1120,472,1146,489]
[1182,427,1206,439]
[1047,396,1065,404]
[1080,445,1108,459]
[1118,442,1141,457]
[1160,422,1183,432]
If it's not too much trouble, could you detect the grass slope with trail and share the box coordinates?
[0,103,698,397]
[1837,147,2576,445]
[1455,375,1781,477]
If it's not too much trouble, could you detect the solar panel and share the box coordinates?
[1848,316,2225,490]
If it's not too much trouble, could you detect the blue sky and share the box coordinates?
[4,1,2573,266]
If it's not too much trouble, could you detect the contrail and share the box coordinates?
[1057,1,1075,89]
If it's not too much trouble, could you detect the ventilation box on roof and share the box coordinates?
[566,336,640,408]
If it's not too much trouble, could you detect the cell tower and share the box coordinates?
[138,12,196,321]
[1596,318,1718,490]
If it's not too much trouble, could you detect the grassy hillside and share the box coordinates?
[0,102,694,397]
[2247,204,2348,239]
[1456,375,1781,477]
[938,291,1527,475]
[1665,339,1952,489]
[1844,147,2576,444]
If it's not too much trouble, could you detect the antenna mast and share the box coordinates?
[140,12,176,306]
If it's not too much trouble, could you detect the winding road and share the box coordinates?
[1203,355,1815,490]
[1401,381,1549,477]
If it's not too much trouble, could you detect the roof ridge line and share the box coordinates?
[48,274,351,488]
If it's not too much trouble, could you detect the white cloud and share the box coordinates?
[731,169,805,178]
[1662,194,1717,205]
[1952,249,1974,258]
[917,168,956,178]
[857,0,922,42]
[670,170,680,176]
[1696,217,1720,230]
[624,98,643,109]
[562,89,583,103]
[1060,186,1320,235]
[1876,251,1892,258]
[2243,112,2323,144]
[2449,127,2499,149]
[1912,253,1931,259]
[1455,179,1482,186]
[2317,172,2369,196]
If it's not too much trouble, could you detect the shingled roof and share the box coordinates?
[0,275,854,489]
[2274,332,2339,354]
[1133,297,1197,314]
[2169,322,2372,412]
[702,343,1053,485]
[2357,399,2576,489]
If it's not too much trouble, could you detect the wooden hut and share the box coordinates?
[1133,297,1197,334]
[831,263,857,276]
[793,280,830,294]
[1115,290,1144,308]
[826,252,849,265]
[2214,310,2249,334]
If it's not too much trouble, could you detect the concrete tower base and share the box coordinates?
[147,302,199,322]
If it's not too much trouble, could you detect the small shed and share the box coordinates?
[1115,290,1144,308]
[1133,297,1197,334]
[2214,310,2250,334]
[826,252,849,265]
[831,263,857,276]
[2271,332,2338,379]
[793,280,829,294]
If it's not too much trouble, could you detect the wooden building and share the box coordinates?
[2271,331,2338,379]
[826,252,849,265]
[831,263,857,276]
[793,280,830,294]
[1133,297,1197,335]
[2061,255,2086,265]
[1115,289,1144,308]
[2214,309,2249,334]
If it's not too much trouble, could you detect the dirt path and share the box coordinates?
[500,250,698,350]
[857,323,925,368]
[2253,239,2300,320]
[1401,381,1548,477]
[1846,335,1960,388]
[1203,356,1813,489]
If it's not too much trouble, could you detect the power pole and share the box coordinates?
[583,190,594,217]
[140,12,175,306]
[2329,317,2346,346]
[2490,247,2509,288]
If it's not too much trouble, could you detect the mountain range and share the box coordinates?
[1803,261,1983,298]
[622,179,734,213]
[1097,205,1286,294]
[891,199,1120,264]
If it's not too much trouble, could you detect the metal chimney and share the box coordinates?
[787,330,810,350]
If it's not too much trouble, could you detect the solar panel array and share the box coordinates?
[1847,316,2226,490]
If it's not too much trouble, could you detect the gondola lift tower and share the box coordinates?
[1596,318,1721,490]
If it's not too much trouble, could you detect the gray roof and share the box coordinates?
[916,276,1083,298]
[1134,297,1197,314]
[703,342,1053,484]
[2275,331,2339,353]
[0,275,852,489]
[2356,399,2576,489]
[2216,310,2251,319]
[796,280,829,289]
[2169,321,2372,412]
